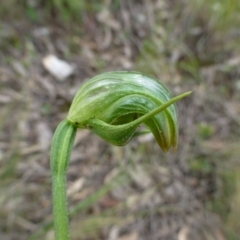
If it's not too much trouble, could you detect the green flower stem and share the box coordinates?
[50,120,77,240]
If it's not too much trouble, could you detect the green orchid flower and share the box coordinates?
[50,71,191,240]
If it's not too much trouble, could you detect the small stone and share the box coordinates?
[42,55,74,81]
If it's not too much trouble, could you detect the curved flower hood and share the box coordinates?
[67,71,190,152]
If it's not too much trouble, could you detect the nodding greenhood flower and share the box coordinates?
[67,71,191,152]
[50,71,191,240]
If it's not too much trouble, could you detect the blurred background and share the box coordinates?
[1,0,240,239]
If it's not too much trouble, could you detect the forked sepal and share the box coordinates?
[81,91,191,151]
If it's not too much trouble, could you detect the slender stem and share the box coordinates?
[50,120,77,240]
